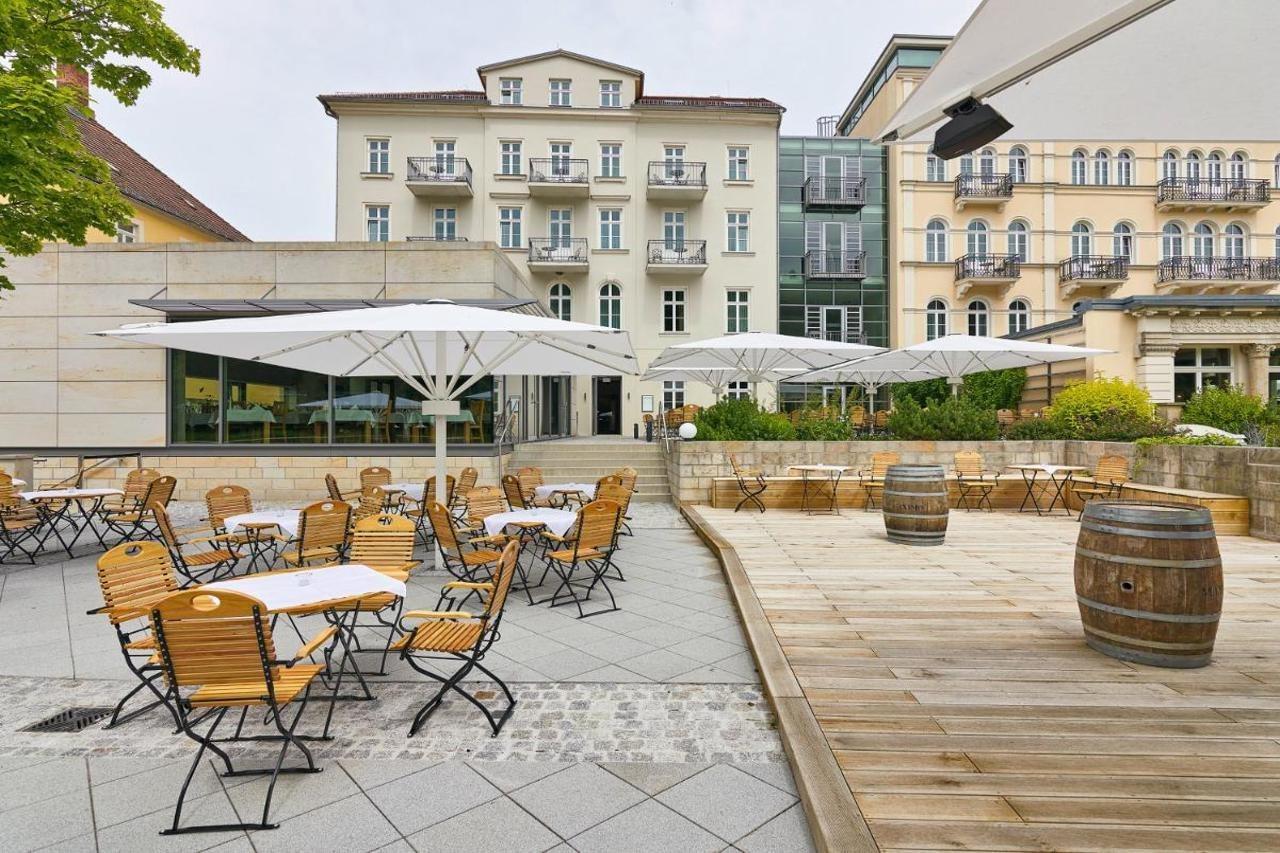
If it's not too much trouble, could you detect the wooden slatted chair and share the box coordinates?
[353,486,388,526]
[457,486,510,542]
[204,485,286,553]
[857,451,899,510]
[1074,455,1131,519]
[613,467,639,534]
[153,503,243,584]
[149,587,333,834]
[0,472,42,564]
[997,409,1017,432]
[279,500,351,568]
[359,466,402,509]
[96,468,162,517]
[102,474,177,542]
[426,500,504,583]
[451,466,478,516]
[394,539,520,737]
[873,410,890,432]
[324,473,360,504]
[728,454,768,513]
[849,407,867,432]
[540,499,623,619]
[403,476,455,543]
[953,451,1000,512]
[516,467,556,507]
[86,541,182,728]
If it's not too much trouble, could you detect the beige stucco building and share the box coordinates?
[320,49,782,435]
[840,35,1280,409]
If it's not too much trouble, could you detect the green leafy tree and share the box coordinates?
[0,1,200,291]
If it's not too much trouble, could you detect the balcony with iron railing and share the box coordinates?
[954,173,1014,210]
[527,237,589,271]
[406,235,469,242]
[1156,255,1280,291]
[1155,178,1271,211]
[528,158,590,197]
[954,253,1020,296]
[803,176,867,209]
[646,161,708,199]
[405,156,473,197]
[1059,255,1128,297]
[804,250,867,279]
[646,240,708,274]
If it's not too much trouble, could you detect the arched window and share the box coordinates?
[926,299,948,340]
[1275,225,1280,259]
[1008,146,1028,183]
[1230,152,1247,183]
[925,219,948,262]
[1224,224,1246,259]
[1070,221,1093,257]
[967,299,990,337]
[549,282,571,322]
[1007,299,1031,334]
[1093,150,1110,186]
[1007,220,1028,261]
[1206,152,1223,183]
[979,147,996,177]
[966,220,989,256]
[926,154,946,182]
[959,153,974,176]
[598,282,621,329]
[1070,149,1088,185]
[1191,222,1214,258]
[1161,222,1184,259]
[1112,222,1134,262]
[1116,151,1133,186]
[1185,151,1202,182]
[1162,150,1180,181]
[1274,155,1280,188]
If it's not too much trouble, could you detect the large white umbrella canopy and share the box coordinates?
[789,366,942,413]
[640,365,802,399]
[98,299,636,502]
[877,0,1274,144]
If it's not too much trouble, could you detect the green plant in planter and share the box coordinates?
[1181,385,1275,435]
[886,396,998,440]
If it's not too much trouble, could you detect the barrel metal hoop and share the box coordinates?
[1082,636,1212,668]
[1084,502,1213,526]
[1081,623,1216,652]
[1076,594,1221,624]
[1075,547,1222,569]
[883,490,949,498]
[1080,521,1216,540]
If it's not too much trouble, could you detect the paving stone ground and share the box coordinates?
[0,502,813,852]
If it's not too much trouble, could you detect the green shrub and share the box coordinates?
[891,377,950,407]
[1005,418,1070,440]
[886,396,999,440]
[690,398,795,441]
[1044,378,1163,439]
[1181,385,1274,434]
[1136,434,1241,448]
[1088,408,1175,441]
[961,368,1027,411]
[795,416,853,441]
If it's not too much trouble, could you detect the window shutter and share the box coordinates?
[805,155,821,181]
[805,305,822,339]
[844,307,863,343]
[843,222,863,254]
[842,156,862,178]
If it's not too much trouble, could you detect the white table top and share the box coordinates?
[789,465,853,474]
[483,508,577,538]
[1007,464,1089,475]
[8,478,26,488]
[19,487,123,500]
[223,510,301,538]
[389,482,424,501]
[204,565,406,612]
[534,483,596,501]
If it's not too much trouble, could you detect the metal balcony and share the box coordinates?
[1156,256,1280,292]
[405,157,473,197]
[527,237,588,272]
[804,250,867,279]
[802,176,866,209]
[646,240,708,275]
[1156,178,1271,211]
[646,162,708,200]
[954,173,1014,210]
[954,253,1020,297]
[1059,255,1128,297]
[528,158,589,197]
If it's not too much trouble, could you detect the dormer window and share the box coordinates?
[549,79,571,107]
[500,77,522,105]
[600,80,621,108]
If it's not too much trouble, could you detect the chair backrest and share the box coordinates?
[849,407,867,427]
[325,473,346,502]
[1094,454,1130,484]
[595,473,623,492]
[614,466,638,493]
[997,408,1016,426]
[455,467,478,499]
[151,502,182,549]
[360,467,391,489]
[953,451,986,477]
[0,471,16,510]
[354,487,386,523]
[664,407,683,428]
[205,485,252,529]
[96,541,180,625]
[297,500,351,552]
[516,466,543,490]
[151,588,277,693]
[728,454,744,476]
[140,475,178,512]
[349,513,416,572]
[480,540,520,623]
[874,410,889,427]
[123,468,163,503]
[683,404,700,422]
[465,487,506,525]
[426,501,462,552]
[576,499,621,554]
[501,474,528,510]
[596,482,632,515]
[871,451,900,477]
[424,475,456,505]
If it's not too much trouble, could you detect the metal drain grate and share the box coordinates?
[21,706,114,733]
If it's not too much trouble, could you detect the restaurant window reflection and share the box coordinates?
[328,376,494,444]
[223,359,328,443]
[170,350,220,443]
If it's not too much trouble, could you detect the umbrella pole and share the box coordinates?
[435,335,449,505]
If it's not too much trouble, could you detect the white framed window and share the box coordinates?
[1206,152,1223,183]
[598,208,621,249]
[959,153,974,175]
[1093,150,1110,186]
[1224,223,1246,259]
[433,207,456,240]
[926,154,947,182]
[663,145,685,179]
[926,298,948,340]
[1070,149,1088,185]
[1191,221,1214,258]
[967,299,991,337]
[1230,152,1248,183]
[365,205,389,242]
[1008,299,1031,334]
[663,210,686,247]
[1070,221,1093,256]
[1275,225,1280,259]
[499,77,522,105]
[1161,222,1184,259]
[549,78,571,107]
[549,142,573,175]
[599,143,621,178]
[367,138,389,174]
[433,140,456,174]
[1008,146,1028,183]
[498,207,522,248]
[966,220,989,255]
[725,381,750,401]
[726,212,750,252]
[727,146,749,181]
[1116,151,1133,186]
[1185,151,1202,181]
[1007,220,1028,261]
[600,80,621,108]
[115,220,140,243]
[1113,222,1134,262]
[1274,155,1280,187]
[662,289,686,333]
[726,289,749,333]
[1162,150,1180,181]
[925,219,948,262]
[662,380,685,410]
[549,282,571,322]
[804,305,861,343]
[978,147,996,177]
[549,208,573,246]
[599,282,621,329]
[500,141,522,175]
[1174,347,1232,402]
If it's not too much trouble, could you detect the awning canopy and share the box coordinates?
[131,297,547,317]
[877,0,1278,144]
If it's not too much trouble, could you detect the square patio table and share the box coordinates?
[788,465,853,516]
[1007,464,1088,516]
[18,487,123,558]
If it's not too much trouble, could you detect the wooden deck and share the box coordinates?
[691,506,1280,852]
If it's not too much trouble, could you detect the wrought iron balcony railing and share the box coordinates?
[1059,255,1129,281]
[527,237,588,264]
[528,158,589,184]
[955,253,1020,280]
[406,235,468,242]
[954,172,1014,199]
[647,161,707,187]
[803,176,867,206]
[1156,255,1280,283]
[406,156,473,186]
[647,240,708,265]
[804,250,867,278]
[1156,178,1270,205]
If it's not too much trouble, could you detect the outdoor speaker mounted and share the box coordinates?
[930,97,1013,160]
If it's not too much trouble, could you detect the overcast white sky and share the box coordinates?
[93,0,977,241]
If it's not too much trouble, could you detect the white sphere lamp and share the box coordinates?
[678,422,697,440]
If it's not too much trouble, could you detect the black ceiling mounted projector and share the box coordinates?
[930,97,1013,160]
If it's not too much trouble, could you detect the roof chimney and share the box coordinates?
[56,63,89,109]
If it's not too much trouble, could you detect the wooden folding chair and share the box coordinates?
[279,500,352,567]
[451,466,478,514]
[403,476,455,543]
[96,468,162,516]
[149,587,334,834]
[426,500,504,583]
[0,472,42,564]
[728,454,768,513]
[858,452,899,510]
[153,503,244,584]
[103,475,177,541]
[541,499,623,619]
[394,540,520,737]
[849,407,867,433]
[516,467,556,507]
[360,466,402,509]
[204,485,286,554]
[1075,455,1130,519]
[324,473,359,504]
[353,486,388,526]
[87,541,182,728]
[953,451,1000,512]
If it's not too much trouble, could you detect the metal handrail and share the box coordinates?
[804,250,867,278]
[954,173,1014,198]
[955,253,1021,280]
[646,240,708,265]
[1156,177,1270,204]
[1156,255,1280,283]
[528,158,589,183]
[803,175,867,205]
[1059,255,1129,281]
[527,237,588,263]
[406,236,469,242]
[406,156,473,185]
[647,161,708,187]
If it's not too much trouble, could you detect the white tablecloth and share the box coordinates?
[19,487,123,501]
[204,564,406,611]
[482,508,577,538]
[388,482,424,501]
[789,465,852,474]
[224,510,301,538]
[534,483,596,501]
[8,478,26,488]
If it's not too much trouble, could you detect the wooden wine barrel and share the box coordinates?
[1075,501,1222,668]
[882,465,949,546]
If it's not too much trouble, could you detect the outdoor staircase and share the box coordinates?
[505,438,671,502]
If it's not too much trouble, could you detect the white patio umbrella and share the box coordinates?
[647,332,883,401]
[877,0,1274,144]
[98,300,636,503]
[829,334,1109,395]
[639,365,794,400]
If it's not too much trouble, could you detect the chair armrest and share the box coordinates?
[292,626,337,662]
[401,609,475,623]
[444,581,494,592]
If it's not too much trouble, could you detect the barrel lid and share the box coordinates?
[886,464,945,474]
[1083,500,1213,525]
